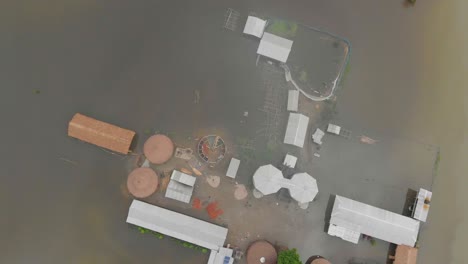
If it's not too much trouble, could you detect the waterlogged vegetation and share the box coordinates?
[136,227,209,254]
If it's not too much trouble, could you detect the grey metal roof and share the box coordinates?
[226,158,240,179]
[126,200,228,250]
[330,196,420,246]
[284,113,309,148]
[171,170,196,186]
[257,32,293,63]
[165,180,194,203]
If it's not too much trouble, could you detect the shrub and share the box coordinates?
[277,248,302,264]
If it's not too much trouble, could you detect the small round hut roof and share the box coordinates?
[246,241,277,264]
[143,134,174,164]
[311,259,331,264]
[127,167,159,198]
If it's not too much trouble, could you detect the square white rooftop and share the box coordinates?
[243,16,267,38]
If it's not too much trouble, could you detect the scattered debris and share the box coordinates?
[243,111,249,117]
[206,175,220,188]
[234,184,248,200]
[59,157,78,166]
[206,202,224,219]
[175,147,193,160]
[192,198,202,209]
[181,168,192,175]
[360,136,378,144]
[194,89,200,104]
[313,153,321,158]
[192,167,203,176]
[140,158,150,168]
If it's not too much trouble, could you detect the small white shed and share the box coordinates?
[243,16,267,38]
[226,158,240,179]
[287,90,299,111]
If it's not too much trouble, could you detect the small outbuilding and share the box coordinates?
[284,113,309,148]
[243,16,267,38]
[257,32,293,63]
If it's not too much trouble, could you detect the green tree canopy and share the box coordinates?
[277,248,302,264]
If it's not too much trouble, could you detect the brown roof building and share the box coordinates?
[68,113,135,154]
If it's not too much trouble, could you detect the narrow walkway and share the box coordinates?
[280,64,339,102]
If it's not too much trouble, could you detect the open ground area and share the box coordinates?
[1,1,467,264]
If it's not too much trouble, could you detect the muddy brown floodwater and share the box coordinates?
[0,0,466,264]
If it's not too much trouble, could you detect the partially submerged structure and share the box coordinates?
[143,134,174,164]
[411,188,432,222]
[165,170,197,203]
[126,200,233,264]
[390,245,418,264]
[253,165,318,204]
[246,240,277,264]
[226,158,240,179]
[243,16,267,38]
[68,113,135,154]
[284,113,309,148]
[287,90,299,111]
[127,167,159,198]
[328,196,420,246]
[257,32,293,63]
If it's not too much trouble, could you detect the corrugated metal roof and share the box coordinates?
[330,196,420,246]
[412,188,432,222]
[126,200,228,250]
[68,113,135,154]
[243,16,267,38]
[287,90,299,111]
[284,113,309,148]
[257,33,293,63]
[171,170,196,186]
[165,180,194,203]
[226,158,240,178]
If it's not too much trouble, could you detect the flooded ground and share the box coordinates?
[0,0,466,264]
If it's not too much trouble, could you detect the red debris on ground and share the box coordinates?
[206,202,224,219]
[192,198,202,209]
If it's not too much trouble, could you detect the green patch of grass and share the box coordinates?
[33,89,41,94]
[339,63,351,86]
[267,20,298,39]
[298,70,308,83]
[143,128,152,135]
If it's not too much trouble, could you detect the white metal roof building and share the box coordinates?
[289,172,318,204]
[243,16,267,38]
[257,32,294,63]
[287,90,299,111]
[226,158,240,179]
[253,165,319,203]
[127,200,228,250]
[412,188,432,222]
[283,154,298,168]
[165,170,196,203]
[329,196,420,246]
[284,113,309,148]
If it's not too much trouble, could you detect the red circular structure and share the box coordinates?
[127,167,159,198]
[143,134,174,164]
[246,241,277,264]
